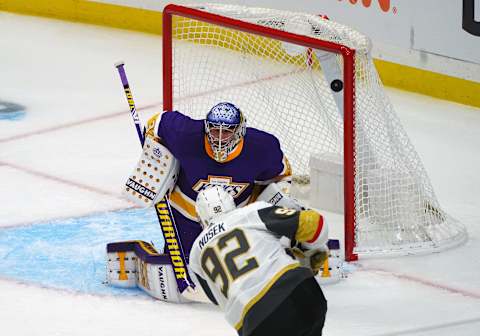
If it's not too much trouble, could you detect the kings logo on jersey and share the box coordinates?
[193,176,249,198]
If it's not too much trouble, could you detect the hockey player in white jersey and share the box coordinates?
[189,186,328,336]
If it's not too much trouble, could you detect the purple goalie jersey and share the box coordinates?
[156,111,291,257]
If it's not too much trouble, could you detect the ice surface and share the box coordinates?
[1,12,479,336]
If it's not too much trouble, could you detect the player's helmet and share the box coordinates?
[195,186,236,228]
[205,102,246,163]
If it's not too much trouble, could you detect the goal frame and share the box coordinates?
[162,4,358,261]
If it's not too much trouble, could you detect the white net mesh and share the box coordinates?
[167,3,467,256]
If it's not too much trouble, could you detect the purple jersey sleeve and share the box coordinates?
[157,111,204,156]
[251,131,289,184]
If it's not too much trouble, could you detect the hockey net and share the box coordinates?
[162,3,467,261]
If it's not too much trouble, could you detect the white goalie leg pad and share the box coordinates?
[123,136,179,207]
[106,241,190,303]
[256,181,304,210]
[137,260,189,303]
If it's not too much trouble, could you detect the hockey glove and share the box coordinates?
[288,246,329,275]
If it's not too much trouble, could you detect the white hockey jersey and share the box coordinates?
[189,201,326,336]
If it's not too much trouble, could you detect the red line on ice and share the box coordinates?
[0,103,159,144]
[363,266,480,300]
[0,204,136,229]
[0,160,124,200]
[0,69,299,223]
[0,69,297,144]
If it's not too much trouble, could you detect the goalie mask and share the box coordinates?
[195,186,236,228]
[205,102,246,163]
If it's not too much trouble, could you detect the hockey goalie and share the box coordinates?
[106,103,341,303]
[107,100,298,300]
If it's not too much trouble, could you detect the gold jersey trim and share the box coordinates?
[169,187,198,221]
[234,262,300,331]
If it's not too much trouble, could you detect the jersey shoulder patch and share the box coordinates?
[261,206,298,219]
[257,206,299,240]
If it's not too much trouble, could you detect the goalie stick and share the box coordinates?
[115,62,194,293]
[115,62,145,147]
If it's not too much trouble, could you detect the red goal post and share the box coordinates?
[162,4,358,261]
[161,4,466,262]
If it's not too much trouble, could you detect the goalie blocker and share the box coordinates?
[123,136,179,207]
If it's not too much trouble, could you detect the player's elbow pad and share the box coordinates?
[298,211,329,250]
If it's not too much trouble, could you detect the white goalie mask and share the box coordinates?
[205,102,246,163]
[195,186,236,228]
